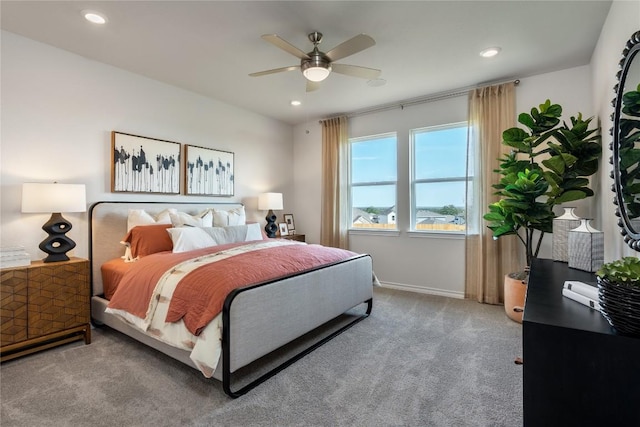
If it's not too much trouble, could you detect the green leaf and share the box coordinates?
[501,199,532,210]
[531,107,540,122]
[483,212,505,222]
[492,224,518,238]
[542,155,566,175]
[542,170,562,186]
[554,190,587,204]
[518,113,535,129]
[539,100,551,112]
[502,128,529,150]
[546,102,562,117]
[561,178,590,189]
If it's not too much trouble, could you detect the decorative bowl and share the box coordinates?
[597,277,640,336]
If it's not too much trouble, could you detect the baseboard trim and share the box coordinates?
[378,281,465,299]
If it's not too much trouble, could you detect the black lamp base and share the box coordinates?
[39,212,76,263]
[264,209,278,238]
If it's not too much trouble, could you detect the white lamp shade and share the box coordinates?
[302,66,331,82]
[258,192,283,210]
[22,183,87,213]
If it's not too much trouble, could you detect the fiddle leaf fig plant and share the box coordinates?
[597,256,640,287]
[484,100,601,268]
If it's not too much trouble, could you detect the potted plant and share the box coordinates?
[483,100,601,321]
[596,256,640,336]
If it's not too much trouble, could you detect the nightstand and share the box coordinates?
[280,234,305,242]
[0,257,91,362]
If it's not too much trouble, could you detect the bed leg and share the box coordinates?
[222,298,372,398]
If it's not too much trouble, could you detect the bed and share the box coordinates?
[89,201,373,397]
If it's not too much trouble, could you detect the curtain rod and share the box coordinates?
[320,78,520,122]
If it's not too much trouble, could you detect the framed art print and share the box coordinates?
[111,131,181,194]
[284,214,295,232]
[278,222,289,236]
[185,145,234,196]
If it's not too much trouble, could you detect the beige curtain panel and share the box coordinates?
[465,82,524,304]
[320,116,349,249]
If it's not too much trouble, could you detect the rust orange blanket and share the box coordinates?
[107,240,358,335]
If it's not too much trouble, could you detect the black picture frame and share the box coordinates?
[111,131,181,194]
[284,213,295,231]
[185,145,234,196]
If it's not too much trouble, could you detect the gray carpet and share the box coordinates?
[0,287,523,426]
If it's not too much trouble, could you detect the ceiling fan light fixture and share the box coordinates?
[302,66,331,82]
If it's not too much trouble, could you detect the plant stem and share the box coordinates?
[526,228,534,267]
[534,231,545,259]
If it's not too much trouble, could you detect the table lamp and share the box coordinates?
[22,182,87,263]
[258,192,283,238]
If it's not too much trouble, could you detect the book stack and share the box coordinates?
[562,280,601,311]
[0,246,31,269]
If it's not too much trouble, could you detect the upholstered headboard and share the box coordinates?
[88,201,244,296]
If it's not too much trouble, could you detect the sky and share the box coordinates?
[351,124,468,209]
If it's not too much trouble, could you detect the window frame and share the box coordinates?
[410,121,469,234]
[348,132,398,232]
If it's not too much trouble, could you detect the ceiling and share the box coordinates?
[0,1,612,126]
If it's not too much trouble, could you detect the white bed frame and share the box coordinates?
[89,201,373,397]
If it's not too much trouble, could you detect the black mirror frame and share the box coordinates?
[611,30,640,251]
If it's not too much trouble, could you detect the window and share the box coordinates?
[349,133,397,230]
[411,122,469,232]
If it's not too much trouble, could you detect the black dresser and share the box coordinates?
[523,258,640,426]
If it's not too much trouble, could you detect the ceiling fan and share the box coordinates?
[249,31,381,92]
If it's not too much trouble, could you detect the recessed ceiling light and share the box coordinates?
[82,10,107,25]
[480,47,501,58]
[290,100,301,106]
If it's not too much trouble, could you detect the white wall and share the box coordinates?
[294,65,597,297]
[592,0,640,262]
[0,31,294,261]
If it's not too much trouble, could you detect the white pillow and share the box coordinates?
[167,227,217,253]
[168,223,263,253]
[206,223,263,245]
[127,208,176,231]
[211,206,246,226]
[169,211,213,228]
[245,223,263,241]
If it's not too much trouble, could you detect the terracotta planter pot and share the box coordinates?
[504,273,527,323]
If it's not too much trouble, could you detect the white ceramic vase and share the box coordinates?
[568,219,604,272]
[553,207,581,262]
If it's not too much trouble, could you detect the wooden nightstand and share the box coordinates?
[0,257,91,362]
[280,234,305,242]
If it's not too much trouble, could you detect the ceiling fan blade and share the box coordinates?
[331,63,381,80]
[306,80,321,92]
[325,34,376,62]
[249,65,300,77]
[262,34,310,60]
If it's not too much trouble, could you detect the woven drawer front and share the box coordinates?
[1,268,28,345]
[27,261,89,337]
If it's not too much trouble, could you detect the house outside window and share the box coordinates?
[349,132,397,230]
[411,122,469,233]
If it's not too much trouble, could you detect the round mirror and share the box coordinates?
[612,31,640,250]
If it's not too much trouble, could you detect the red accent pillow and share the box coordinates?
[122,224,173,258]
